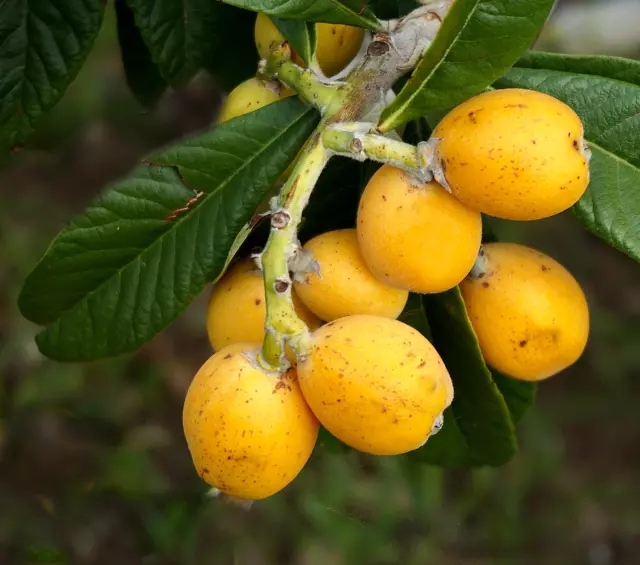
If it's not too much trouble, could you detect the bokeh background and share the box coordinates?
[1,0,639,564]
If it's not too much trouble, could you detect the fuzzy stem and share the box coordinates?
[258,127,331,371]
[258,42,345,115]
[322,125,434,181]
[256,5,448,371]
[277,63,346,115]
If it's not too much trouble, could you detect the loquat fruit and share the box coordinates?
[357,164,482,294]
[460,242,590,381]
[217,77,293,124]
[298,315,453,455]
[183,343,319,499]
[294,229,408,321]
[432,88,590,220]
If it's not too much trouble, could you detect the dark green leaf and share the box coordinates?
[205,4,259,91]
[493,371,536,424]
[368,0,418,20]
[115,0,167,107]
[218,0,382,29]
[415,406,478,467]
[496,52,640,263]
[515,51,640,86]
[0,0,105,151]
[379,0,554,132]
[401,117,432,146]
[299,158,361,241]
[481,215,499,244]
[127,0,216,85]
[19,99,319,361]
[416,288,517,467]
[398,293,431,340]
[272,18,317,66]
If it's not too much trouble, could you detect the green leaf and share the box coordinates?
[299,158,361,242]
[493,371,536,424]
[19,99,319,361]
[272,18,317,66]
[0,0,105,151]
[368,0,418,20]
[115,0,167,107]
[205,3,259,91]
[496,51,640,263]
[416,288,517,467]
[127,0,216,85]
[398,293,431,340]
[379,0,554,132]
[218,0,382,30]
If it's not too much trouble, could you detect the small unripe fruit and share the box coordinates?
[294,229,408,321]
[433,88,590,220]
[206,259,321,352]
[460,243,589,381]
[298,315,453,455]
[217,77,293,124]
[183,343,319,499]
[357,164,482,293]
[254,13,364,77]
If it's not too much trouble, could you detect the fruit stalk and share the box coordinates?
[257,6,448,370]
[259,129,331,370]
[258,44,345,115]
[322,125,434,182]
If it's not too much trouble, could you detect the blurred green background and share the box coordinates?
[1,1,639,564]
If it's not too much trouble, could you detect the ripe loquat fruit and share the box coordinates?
[294,229,408,321]
[460,242,590,381]
[298,315,453,455]
[432,88,590,220]
[183,343,319,499]
[357,164,482,294]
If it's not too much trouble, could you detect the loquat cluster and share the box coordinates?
[183,19,591,501]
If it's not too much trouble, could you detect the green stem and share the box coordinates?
[258,43,345,115]
[258,125,331,371]
[322,125,434,181]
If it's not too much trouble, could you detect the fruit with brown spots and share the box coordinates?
[294,229,408,321]
[254,13,365,77]
[298,315,453,455]
[206,259,321,352]
[217,77,293,124]
[432,88,590,220]
[357,164,482,293]
[183,343,319,499]
[460,242,590,381]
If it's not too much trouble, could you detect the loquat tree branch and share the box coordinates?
[256,4,450,370]
[258,127,331,370]
[322,124,434,182]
